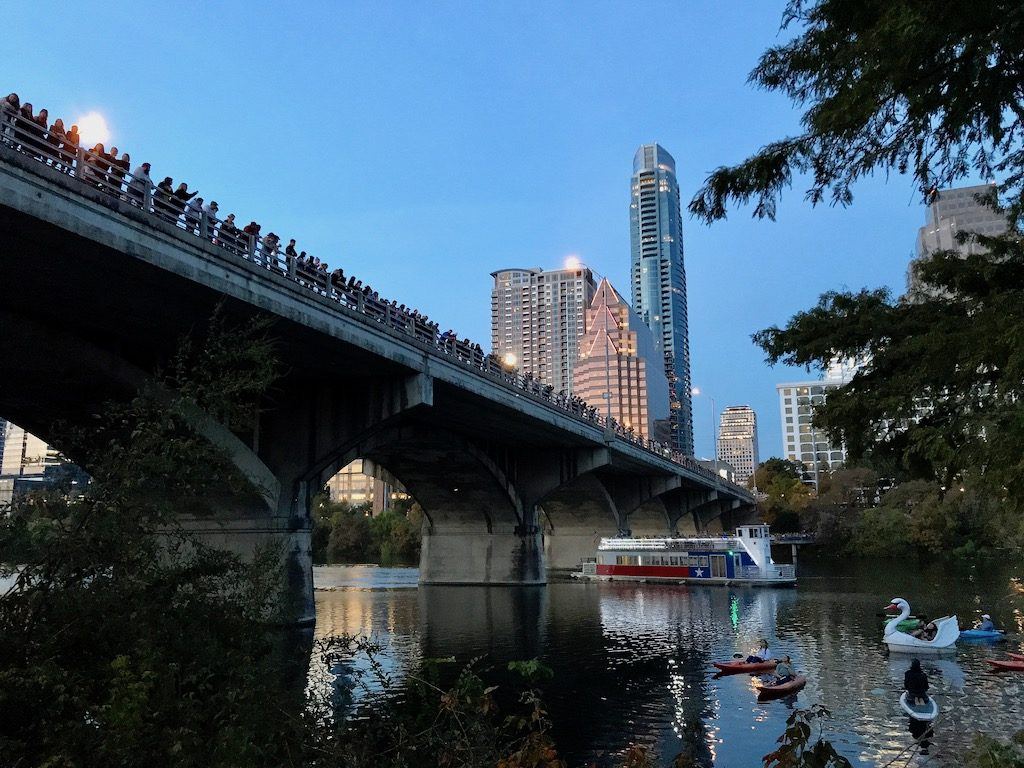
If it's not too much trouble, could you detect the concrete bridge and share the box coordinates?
[0,130,755,625]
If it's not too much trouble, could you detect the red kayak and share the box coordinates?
[757,675,807,699]
[1008,652,1024,662]
[713,659,777,674]
[987,659,1024,671]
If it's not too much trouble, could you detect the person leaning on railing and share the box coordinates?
[127,161,152,206]
[1,93,20,139]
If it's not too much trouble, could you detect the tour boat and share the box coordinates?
[883,598,959,653]
[576,524,796,586]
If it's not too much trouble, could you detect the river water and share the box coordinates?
[312,553,1024,767]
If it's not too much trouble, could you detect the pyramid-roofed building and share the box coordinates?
[573,278,670,441]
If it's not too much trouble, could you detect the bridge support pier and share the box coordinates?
[177,513,314,626]
[419,525,545,585]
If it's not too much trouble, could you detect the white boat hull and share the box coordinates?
[900,691,938,721]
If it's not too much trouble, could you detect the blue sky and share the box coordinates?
[6,1,926,459]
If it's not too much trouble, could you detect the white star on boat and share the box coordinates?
[693,568,704,577]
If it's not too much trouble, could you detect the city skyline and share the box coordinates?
[3,1,951,461]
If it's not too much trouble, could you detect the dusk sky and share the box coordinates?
[7,1,933,459]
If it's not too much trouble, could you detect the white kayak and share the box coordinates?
[900,691,938,721]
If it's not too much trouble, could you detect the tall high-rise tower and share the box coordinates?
[490,265,597,394]
[629,143,694,454]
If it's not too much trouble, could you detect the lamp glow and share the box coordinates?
[503,352,517,367]
[76,111,111,146]
[564,255,581,270]
[690,386,701,396]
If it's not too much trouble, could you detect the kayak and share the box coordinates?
[959,629,1005,640]
[899,692,939,721]
[713,659,777,674]
[1009,653,1024,662]
[986,659,1024,672]
[757,675,807,700]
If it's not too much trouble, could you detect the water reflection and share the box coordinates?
[310,557,1024,767]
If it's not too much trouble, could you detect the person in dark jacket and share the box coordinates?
[904,659,929,704]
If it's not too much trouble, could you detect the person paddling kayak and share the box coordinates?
[772,655,795,685]
[745,640,772,663]
[976,614,996,631]
[904,659,929,705]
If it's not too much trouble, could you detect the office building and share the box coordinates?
[491,265,597,394]
[776,373,849,485]
[909,183,1009,296]
[629,143,694,454]
[0,422,67,506]
[573,278,670,440]
[324,459,407,516]
[716,406,759,486]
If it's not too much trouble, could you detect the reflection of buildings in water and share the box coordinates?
[307,588,422,708]
[418,585,548,661]
[594,585,776,765]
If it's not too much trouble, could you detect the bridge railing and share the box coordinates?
[0,104,753,500]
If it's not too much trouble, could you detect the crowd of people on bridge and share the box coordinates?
[0,91,740,491]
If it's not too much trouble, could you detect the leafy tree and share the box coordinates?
[753,458,812,530]
[692,1,1024,513]
[690,1,1024,223]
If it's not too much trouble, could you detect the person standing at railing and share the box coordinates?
[104,146,120,189]
[1,93,19,140]
[58,123,78,172]
[46,118,66,166]
[82,143,106,186]
[110,149,130,192]
[219,213,240,251]
[154,177,175,219]
[127,161,152,207]
[202,200,220,240]
[285,239,297,261]
[242,221,261,255]
[185,196,204,233]
[171,182,198,223]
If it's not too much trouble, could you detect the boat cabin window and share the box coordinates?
[670,556,678,566]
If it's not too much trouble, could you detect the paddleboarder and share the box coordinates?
[904,659,929,705]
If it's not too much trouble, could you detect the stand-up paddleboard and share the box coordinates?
[900,692,938,721]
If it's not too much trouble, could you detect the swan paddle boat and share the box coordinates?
[884,598,959,653]
[899,692,939,721]
[757,675,807,700]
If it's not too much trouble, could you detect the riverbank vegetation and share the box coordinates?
[310,495,422,565]
[754,459,1020,558]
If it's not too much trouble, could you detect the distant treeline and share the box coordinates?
[311,494,422,565]
[754,459,1020,558]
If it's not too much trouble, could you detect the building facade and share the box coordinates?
[716,405,759,486]
[776,379,847,485]
[490,266,597,394]
[324,459,406,516]
[0,422,67,506]
[909,183,1009,295]
[629,143,694,455]
[573,278,670,440]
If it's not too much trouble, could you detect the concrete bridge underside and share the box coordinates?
[0,146,756,625]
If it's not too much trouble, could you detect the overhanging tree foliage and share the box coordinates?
[691,0,1024,512]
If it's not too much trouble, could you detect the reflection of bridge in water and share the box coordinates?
[0,108,755,624]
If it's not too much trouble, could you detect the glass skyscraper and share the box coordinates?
[629,143,694,454]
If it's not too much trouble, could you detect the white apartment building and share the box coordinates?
[490,266,597,394]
